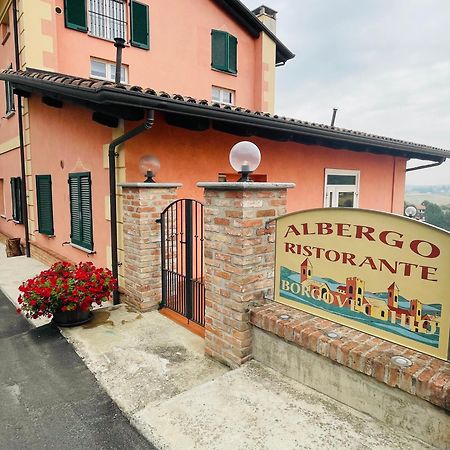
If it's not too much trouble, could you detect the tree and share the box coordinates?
[422,201,450,231]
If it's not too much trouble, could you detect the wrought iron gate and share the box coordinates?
[159,199,205,326]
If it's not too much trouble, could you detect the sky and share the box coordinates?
[242,0,450,185]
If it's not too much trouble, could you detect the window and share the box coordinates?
[1,11,10,44]
[5,64,14,115]
[88,0,126,41]
[324,169,359,208]
[36,175,54,235]
[212,86,235,106]
[130,1,150,49]
[90,58,128,83]
[0,178,5,216]
[10,177,22,223]
[64,0,150,49]
[69,172,93,251]
[211,30,237,74]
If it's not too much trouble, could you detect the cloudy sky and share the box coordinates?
[242,0,450,185]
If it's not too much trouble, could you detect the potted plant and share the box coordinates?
[17,261,117,327]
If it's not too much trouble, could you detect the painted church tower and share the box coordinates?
[300,259,312,282]
[388,283,399,309]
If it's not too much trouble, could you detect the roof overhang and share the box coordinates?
[2,69,448,163]
[213,0,295,64]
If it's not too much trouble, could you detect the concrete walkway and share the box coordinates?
[0,245,436,449]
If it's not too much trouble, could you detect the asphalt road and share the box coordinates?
[0,290,156,450]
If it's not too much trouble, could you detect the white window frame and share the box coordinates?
[90,58,128,83]
[4,63,14,115]
[212,86,235,106]
[324,168,360,208]
[88,0,127,42]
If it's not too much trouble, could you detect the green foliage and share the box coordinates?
[423,201,450,231]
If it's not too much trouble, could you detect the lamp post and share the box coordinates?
[139,155,160,183]
[229,141,261,182]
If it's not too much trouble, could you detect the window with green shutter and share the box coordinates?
[69,172,93,251]
[130,1,149,49]
[211,30,237,74]
[36,175,54,236]
[10,177,22,224]
[64,0,87,32]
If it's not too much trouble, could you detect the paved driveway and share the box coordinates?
[0,290,155,450]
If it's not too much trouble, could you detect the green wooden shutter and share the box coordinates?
[36,175,54,236]
[228,35,237,73]
[130,1,150,49]
[211,30,228,71]
[69,172,93,251]
[64,0,87,32]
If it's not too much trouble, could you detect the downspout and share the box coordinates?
[12,0,30,257]
[108,110,155,305]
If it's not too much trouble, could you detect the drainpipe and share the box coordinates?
[12,0,30,257]
[109,110,155,304]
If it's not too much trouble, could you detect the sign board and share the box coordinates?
[274,209,450,361]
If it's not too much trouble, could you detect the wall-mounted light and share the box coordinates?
[404,205,417,218]
[139,155,160,183]
[229,141,261,182]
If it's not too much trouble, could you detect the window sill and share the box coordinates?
[211,68,238,77]
[4,110,15,119]
[70,242,96,254]
[0,214,6,219]
[88,33,130,46]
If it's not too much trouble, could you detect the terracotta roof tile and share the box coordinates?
[2,68,448,158]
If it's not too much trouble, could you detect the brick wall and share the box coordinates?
[251,302,450,411]
[121,183,180,312]
[199,183,293,368]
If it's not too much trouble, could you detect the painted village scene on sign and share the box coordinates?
[275,208,450,361]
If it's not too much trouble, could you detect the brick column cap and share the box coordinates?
[197,182,295,190]
[119,182,182,188]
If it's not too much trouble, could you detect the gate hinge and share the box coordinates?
[155,218,161,224]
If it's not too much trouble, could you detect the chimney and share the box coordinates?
[252,5,277,34]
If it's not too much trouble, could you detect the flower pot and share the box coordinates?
[52,309,93,327]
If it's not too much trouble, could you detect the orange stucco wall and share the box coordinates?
[47,0,263,110]
[0,99,406,268]
[23,98,112,266]
[125,112,407,214]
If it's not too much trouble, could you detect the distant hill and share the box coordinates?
[405,185,450,206]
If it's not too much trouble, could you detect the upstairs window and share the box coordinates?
[324,169,360,208]
[90,58,128,83]
[211,30,237,74]
[64,0,149,49]
[88,0,126,41]
[10,177,22,223]
[5,63,14,115]
[212,86,235,106]
[1,10,10,44]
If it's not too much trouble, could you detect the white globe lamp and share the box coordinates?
[229,141,261,182]
[139,155,160,183]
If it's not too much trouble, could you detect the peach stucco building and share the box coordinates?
[0,0,448,291]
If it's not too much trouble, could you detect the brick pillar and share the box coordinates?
[198,182,294,367]
[120,183,181,312]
